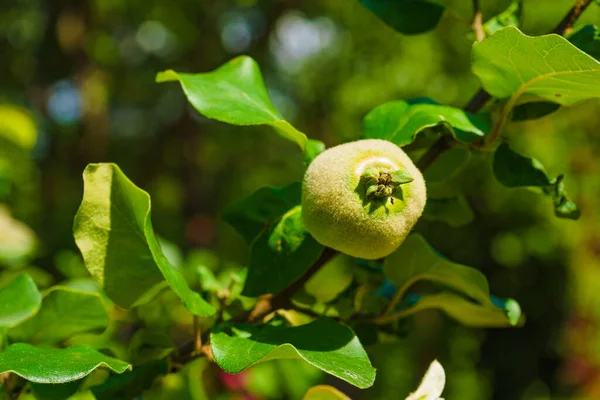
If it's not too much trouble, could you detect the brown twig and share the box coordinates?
[247,248,337,322]
[552,0,594,36]
[193,316,202,354]
[472,0,485,42]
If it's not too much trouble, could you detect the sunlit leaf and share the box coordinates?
[8,287,108,344]
[73,163,215,316]
[399,292,523,327]
[362,100,489,146]
[156,56,307,151]
[0,274,41,329]
[305,254,354,303]
[384,234,491,306]
[360,0,445,35]
[243,206,324,296]
[211,317,376,389]
[472,27,600,105]
[0,343,131,384]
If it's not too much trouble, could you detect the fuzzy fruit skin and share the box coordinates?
[302,139,426,260]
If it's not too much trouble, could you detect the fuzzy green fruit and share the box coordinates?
[302,139,426,260]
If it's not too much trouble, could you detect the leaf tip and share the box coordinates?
[155,70,180,83]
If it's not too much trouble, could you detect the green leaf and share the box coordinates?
[304,139,326,166]
[91,359,169,400]
[30,380,83,400]
[424,148,471,183]
[493,143,553,187]
[305,254,354,303]
[511,102,560,121]
[223,183,301,244]
[156,56,307,151]
[384,234,491,306]
[8,287,108,344]
[401,292,523,327]
[211,317,376,389]
[0,343,131,384]
[422,196,475,227]
[0,274,41,329]
[243,206,324,296]
[362,100,489,146]
[0,104,37,150]
[73,163,215,316]
[483,0,521,36]
[568,25,600,60]
[303,385,350,400]
[360,0,445,35]
[472,27,600,105]
[493,143,580,219]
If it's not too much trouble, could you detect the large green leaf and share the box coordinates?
[568,25,600,60]
[8,287,108,344]
[211,317,376,389]
[30,380,83,400]
[0,274,41,329]
[362,100,489,146]
[243,206,324,296]
[223,183,301,244]
[511,102,560,121]
[156,56,307,151]
[0,343,131,383]
[384,234,491,306]
[493,143,580,219]
[73,163,215,316]
[360,0,444,35]
[472,27,600,105]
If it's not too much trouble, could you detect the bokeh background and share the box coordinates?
[2,0,600,399]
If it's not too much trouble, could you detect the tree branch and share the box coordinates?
[552,0,593,36]
[247,247,337,322]
[472,0,485,42]
[416,0,594,170]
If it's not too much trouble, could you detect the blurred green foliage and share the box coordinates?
[2,0,600,398]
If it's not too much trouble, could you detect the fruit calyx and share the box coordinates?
[361,167,414,204]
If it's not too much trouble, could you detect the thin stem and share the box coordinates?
[193,316,202,354]
[472,0,485,42]
[372,305,422,325]
[382,276,419,316]
[552,0,593,36]
[247,248,337,322]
